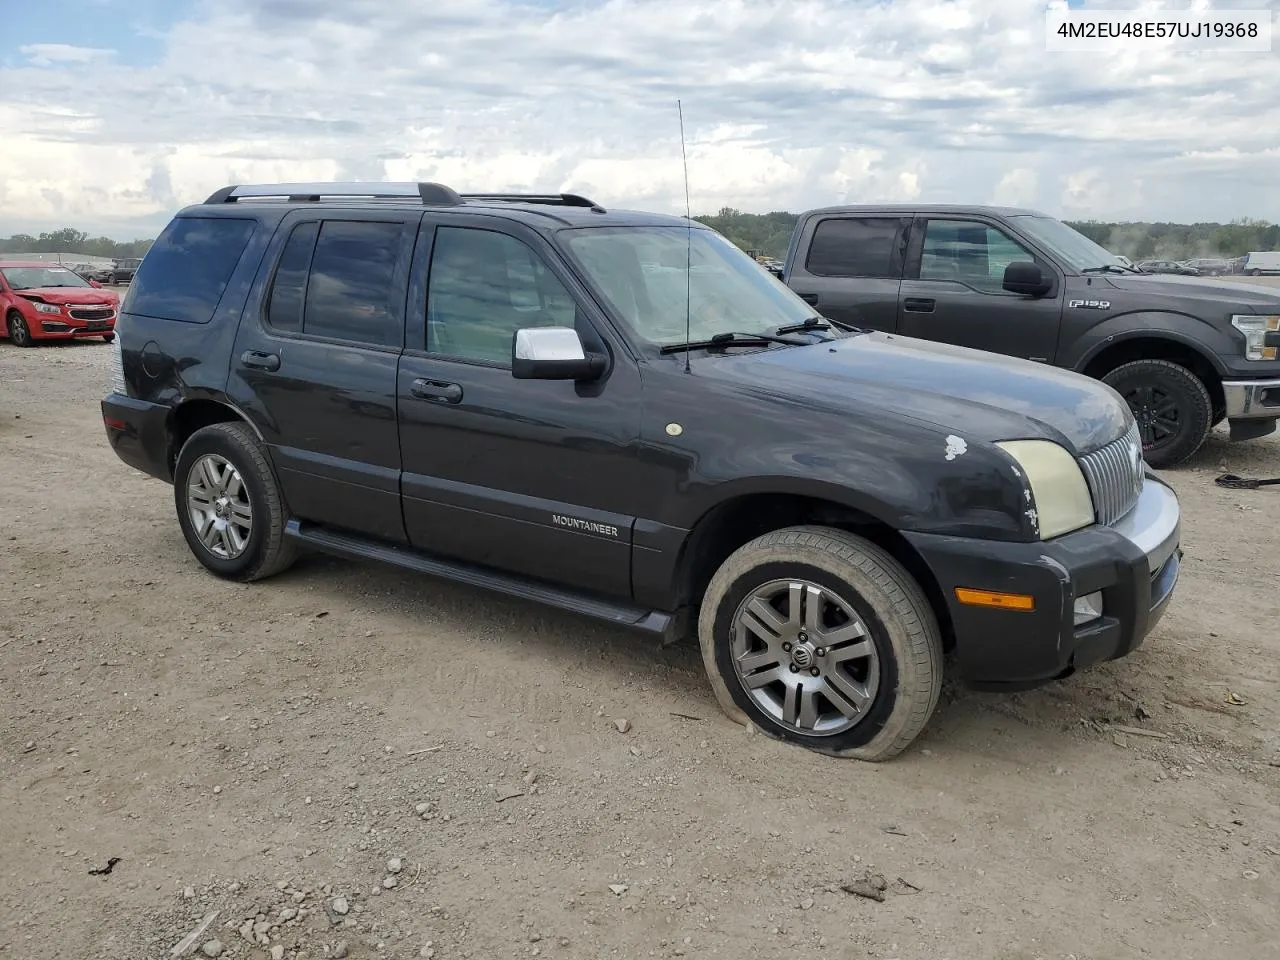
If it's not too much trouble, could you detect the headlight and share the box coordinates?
[995,439,1095,540]
[1230,314,1279,361]
[32,302,62,315]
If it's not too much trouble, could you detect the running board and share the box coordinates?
[284,519,676,639]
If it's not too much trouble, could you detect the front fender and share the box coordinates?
[1063,311,1232,375]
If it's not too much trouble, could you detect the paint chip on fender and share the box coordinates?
[944,435,967,460]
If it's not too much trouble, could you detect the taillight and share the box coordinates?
[109,334,127,396]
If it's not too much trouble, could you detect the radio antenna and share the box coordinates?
[677,98,693,374]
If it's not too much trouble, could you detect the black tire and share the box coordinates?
[1248,269,1261,277]
[173,422,297,581]
[108,274,119,285]
[697,525,943,762]
[1101,359,1212,468]
[101,333,115,343]
[7,311,35,347]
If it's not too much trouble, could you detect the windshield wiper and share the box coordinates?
[660,331,809,354]
[774,316,857,337]
[1081,263,1140,275]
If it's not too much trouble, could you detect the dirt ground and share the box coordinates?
[2,327,1278,960]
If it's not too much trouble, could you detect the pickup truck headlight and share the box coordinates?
[32,302,62,315]
[994,439,1095,540]
[1230,314,1280,361]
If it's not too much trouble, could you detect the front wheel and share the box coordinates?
[1102,359,1212,468]
[173,422,298,581]
[7,311,34,347]
[697,526,943,762]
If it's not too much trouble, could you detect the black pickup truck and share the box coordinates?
[101,183,1181,761]
[781,205,1280,467]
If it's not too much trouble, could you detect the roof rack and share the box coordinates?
[459,193,607,213]
[202,183,607,213]
[204,182,465,205]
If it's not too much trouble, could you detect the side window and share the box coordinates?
[301,220,404,347]
[125,217,257,324]
[805,217,904,278]
[919,220,1035,292]
[265,221,318,333]
[426,226,577,364]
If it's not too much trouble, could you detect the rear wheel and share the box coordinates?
[698,525,943,762]
[101,333,115,343]
[1102,359,1212,468]
[6,311,34,347]
[173,422,297,581]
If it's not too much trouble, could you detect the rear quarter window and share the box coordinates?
[124,217,257,324]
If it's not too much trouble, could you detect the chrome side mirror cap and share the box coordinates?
[511,327,606,381]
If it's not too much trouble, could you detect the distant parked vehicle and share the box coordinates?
[1136,259,1198,276]
[1242,251,1280,277]
[109,258,143,284]
[71,262,114,283]
[1183,258,1231,277]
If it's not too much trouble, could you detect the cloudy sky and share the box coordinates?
[2,0,1278,239]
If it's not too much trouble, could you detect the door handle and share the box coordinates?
[410,378,463,404]
[798,293,820,305]
[241,350,280,371]
[903,298,936,313]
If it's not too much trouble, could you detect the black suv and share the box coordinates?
[782,205,1280,467]
[101,182,1181,761]
[110,258,142,284]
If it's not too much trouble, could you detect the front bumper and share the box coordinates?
[1222,377,1280,419]
[903,474,1181,690]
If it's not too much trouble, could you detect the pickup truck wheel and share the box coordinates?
[1102,360,1212,468]
[698,525,943,762]
[173,422,297,582]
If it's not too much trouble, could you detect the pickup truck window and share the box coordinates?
[565,226,816,345]
[1006,214,1118,272]
[805,217,903,278]
[919,220,1032,292]
[426,226,575,364]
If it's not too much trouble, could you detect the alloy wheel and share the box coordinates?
[186,453,253,559]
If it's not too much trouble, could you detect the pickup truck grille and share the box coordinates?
[1079,422,1145,527]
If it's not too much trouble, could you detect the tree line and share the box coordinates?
[5,213,1279,264]
[693,208,1280,262]
[0,227,153,260]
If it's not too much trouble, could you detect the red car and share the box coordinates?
[0,261,120,346]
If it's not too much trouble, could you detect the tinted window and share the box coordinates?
[426,227,576,364]
[300,220,404,347]
[919,219,1034,292]
[805,217,903,278]
[265,221,319,333]
[125,217,256,324]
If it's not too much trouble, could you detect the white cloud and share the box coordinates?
[1,0,1278,237]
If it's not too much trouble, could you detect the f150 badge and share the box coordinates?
[1069,299,1111,310]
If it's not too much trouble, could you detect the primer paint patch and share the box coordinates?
[944,435,967,461]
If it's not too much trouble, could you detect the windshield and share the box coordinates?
[562,226,819,345]
[1007,215,1126,271]
[0,265,93,290]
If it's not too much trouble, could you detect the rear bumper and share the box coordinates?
[904,474,1181,690]
[101,393,172,482]
[1222,377,1280,420]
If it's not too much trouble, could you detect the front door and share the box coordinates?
[227,209,419,542]
[396,217,642,599]
[897,216,1064,362]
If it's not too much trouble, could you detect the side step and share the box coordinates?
[284,520,676,639]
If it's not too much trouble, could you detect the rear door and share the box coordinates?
[897,216,1064,362]
[226,208,420,542]
[784,215,909,332]
[395,216,642,598]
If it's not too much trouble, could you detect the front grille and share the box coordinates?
[1079,422,1144,527]
[70,307,114,321]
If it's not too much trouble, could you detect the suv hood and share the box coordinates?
[1098,272,1280,311]
[704,331,1130,456]
[16,287,118,306]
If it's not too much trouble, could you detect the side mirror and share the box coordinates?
[89,279,103,288]
[767,265,784,280]
[511,327,606,381]
[1002,261,1052,297]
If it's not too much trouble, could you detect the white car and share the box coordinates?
[1243,251,1280,276]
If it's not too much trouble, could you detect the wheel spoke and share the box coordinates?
[796,685,820,730]
[1152,399,1179,419]
[803,584,823,632]
[820,619,866,649]
[745,596,787,636]
[198,457,221,493]
[781,683,800,726]
[824,672,873,717]
[736,648,783,674]
[744,666,785,690]
[785,582,804,627]
[224,471,244,498]
[196,513,218,546]
[1152,416,1179,438]
[224,522,247,555]
[829,638,875,664]
[230,501,253,526]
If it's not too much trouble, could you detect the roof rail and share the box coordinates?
[204,182,464,206]
[459,192,607,213]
